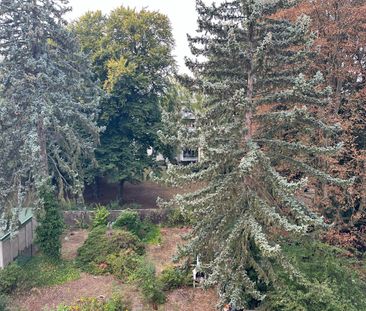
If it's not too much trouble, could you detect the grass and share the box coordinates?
[17,255,81,289]
[142,224,161,245]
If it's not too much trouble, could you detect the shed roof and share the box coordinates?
[0,209,33,241]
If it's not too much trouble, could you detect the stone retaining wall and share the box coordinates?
[63,208,173,229]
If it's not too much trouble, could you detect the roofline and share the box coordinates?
[0,215,33,242]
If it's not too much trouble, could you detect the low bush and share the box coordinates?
[0,263,23,294]
[263,240,366,311]
[166,208,191,227]
[53,295,129,311]
[113,210,141,236]
[76,227,144,274]
[129,261,166,305]
[0,294,8,311]
[158,266,191,291]
[92,205,110,228]
[113,210,161,243]
[106,249,142,280]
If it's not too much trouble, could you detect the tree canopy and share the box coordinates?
[0,0,100,229]
[161,0,351,308]
[72,7,175,194]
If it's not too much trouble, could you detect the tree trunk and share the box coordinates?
[93,176,101,200]
[117,180,125,204]
[244,21,255,143]
[37,117,49,179]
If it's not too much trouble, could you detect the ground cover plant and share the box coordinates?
[0,255,80,309]
[52,295,129,311]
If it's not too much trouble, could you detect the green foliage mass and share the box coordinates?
[35,187,64,260]
[92,206,110,228]
[0,295,8,311]
[106,249,142,280]
[160,0,350,307]
[112,210,161,243]
[129,261,166,305]
[158,266,191,291]
[0,256,80,295]
[113,210,141,235]
[0,0,100,217]
[0,263,22,294]
[76,227,144,274]
[263,241,366,311]
[53,295,129,311]
[71,7,175,186]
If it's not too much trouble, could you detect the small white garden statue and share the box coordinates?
[193,255,205,288]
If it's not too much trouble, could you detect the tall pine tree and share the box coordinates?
[161,0,351,307]
[0,0,100,230]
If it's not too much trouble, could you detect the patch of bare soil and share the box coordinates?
[13,274,123,311]
[163,288,218,311]
[147,227,191,274]
[147,227,218,311]
[61,229,88,260]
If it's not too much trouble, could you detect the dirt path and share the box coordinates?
[61,229,88,260]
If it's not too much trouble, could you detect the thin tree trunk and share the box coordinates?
[245,21,255,143]
[94,176,101,200]
[117,180,124,204]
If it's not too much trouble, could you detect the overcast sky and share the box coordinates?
[66,0,208,74]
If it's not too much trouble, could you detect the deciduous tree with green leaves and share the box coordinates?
[72,8,175,201]
[161,0,351,308]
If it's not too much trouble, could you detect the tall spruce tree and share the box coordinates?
[161,0,350,307]
[0,0,100,229]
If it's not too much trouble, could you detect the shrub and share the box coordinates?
[113,210,142,236]
[129,261,165,305]
[76,227,144,274]
[106,249,142,280]
[0,295,8,311]
[36,187,64,260]
[53,295,129,311]
[0,263,23,294]
[158,266,190,291]
[92,205,110,228]
[166,208,191,227]
[113,210,161,243]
